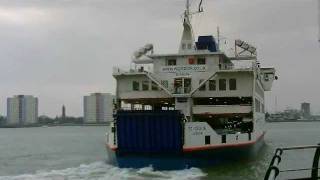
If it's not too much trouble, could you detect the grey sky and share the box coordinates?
[0,0,319,117]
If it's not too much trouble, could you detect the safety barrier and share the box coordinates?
[264,144,320,180]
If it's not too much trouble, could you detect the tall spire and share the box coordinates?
[179,0,195,53]
[62,105,66,120]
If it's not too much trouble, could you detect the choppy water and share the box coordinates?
[0,122,319,180]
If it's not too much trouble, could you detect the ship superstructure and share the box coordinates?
[106,0,277,169]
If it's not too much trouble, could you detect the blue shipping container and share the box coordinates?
[116,110,183,153]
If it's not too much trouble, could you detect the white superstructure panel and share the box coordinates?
[193,105,252,115]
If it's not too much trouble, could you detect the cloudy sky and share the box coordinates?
[0,0,319,117]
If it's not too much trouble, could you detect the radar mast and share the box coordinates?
[179,0,204,53]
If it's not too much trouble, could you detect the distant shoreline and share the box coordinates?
[0,123,110,128]
[266,120,320,123]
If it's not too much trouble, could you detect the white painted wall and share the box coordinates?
[193,71,253,97]
[193,105,252,115]
[184,122,221,147]
[152,55,220,93]
[184,122,256,147]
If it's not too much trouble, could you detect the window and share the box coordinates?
[205,136,210,145]
[162,107,168,110]
[255,99,260,112]
[209,80,216,91]
[219,79,226,91]
[132,81,140,91]
[187,43,192,49]
[167,59,176,66]
[229,79,237,90]
[144,105,152,110]
[184,78,191,93]
[222,135,226,143]
[177,97,188,103]
[182,44,186,50]
[174,78,183,94]
[197,58,206,65]
[142,81,149,91]
[264,74,269,81]
[151,81,158,91]
[161,80,168,88]
[199,79,206,91]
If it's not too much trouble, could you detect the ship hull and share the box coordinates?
[106,133,265,170]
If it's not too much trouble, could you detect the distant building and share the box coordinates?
[7,95,38,125]
[301,102,311,119]
[83,93,114,123]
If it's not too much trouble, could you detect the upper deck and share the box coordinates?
[112,6,276,102]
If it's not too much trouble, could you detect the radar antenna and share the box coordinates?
[179,0,205,53]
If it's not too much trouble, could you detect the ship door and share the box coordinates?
[174,78,191,94]
[184,78,191,93]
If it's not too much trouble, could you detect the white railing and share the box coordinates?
[113,65,153,75]
[219,63,234,70]
[231,60,254,70]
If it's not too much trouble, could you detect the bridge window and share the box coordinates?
[209,80,216,91]
[255,98,261,112]
[142,81,149,91]
[197,58,206,65]
[132,81,140,91]
[199,79,206,91]
[166,59,176,66]
[229,79,237,90]
[219,79,226,91]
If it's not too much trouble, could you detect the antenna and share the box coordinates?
[179,0,204,53]
[217,26,220,51]
[186,0,190,15]
[184,0,204,20]
[183,0,191,25]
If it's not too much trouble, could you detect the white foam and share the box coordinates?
[0,162,207,180]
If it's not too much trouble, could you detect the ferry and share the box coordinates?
[106,0,277,170]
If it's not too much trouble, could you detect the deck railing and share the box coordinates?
[264,144,320,180]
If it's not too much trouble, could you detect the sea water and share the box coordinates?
[0,122,319,180]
